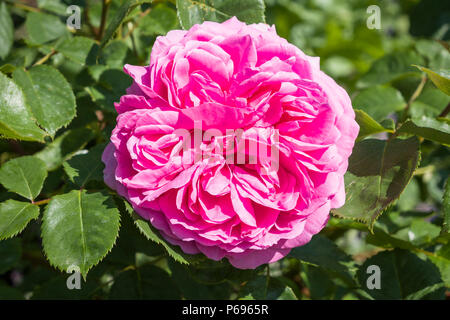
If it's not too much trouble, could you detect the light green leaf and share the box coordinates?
[0,200,40,240]
[358,52,424,88]
[37,0,68,15]
[355,109,393,141]
[13,65,76,137]
[0,156,47,201]
[0,2,14,60]
[56,36,99,65]
[289,234,356,286]
[0,72,47,142]
[140,3,179,35]
[0,238,21,274]
[35,128,95,171]
[415,65,450,96]
[357,249,445,299]
[333,137,420,228]
[238,276,297,300]
[25,12,67,45]
[42,190,120,279]
[176,0,265,30]
[63,144,106,187]
[353,86,406,122]
[397,116,450,145]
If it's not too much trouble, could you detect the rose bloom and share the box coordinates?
[102,17,359,269]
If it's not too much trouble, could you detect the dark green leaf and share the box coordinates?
[0,156,47,200]
[125,201,194,265]
[176,0,265,29]
[333,137,420,228]
[63,144,106,187]
[289,234,356,285]
[35,128,95,171]
[238,275,297,300]
[109,265,181,299]
[13,65,76,136]
[0,72,46,142]
[0,238,21,274]
[357,249,445,299]
[0,200,40,240]
[0,285,24,300]
[42,190,121,278]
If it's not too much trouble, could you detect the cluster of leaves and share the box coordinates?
[0,0,449,300]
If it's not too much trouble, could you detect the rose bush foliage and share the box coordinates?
[0,0,449,300]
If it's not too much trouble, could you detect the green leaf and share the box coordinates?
[238,276,297,300]
[13,65,76,136]
[35,128,95,171]
[168,260,233,299]
[289,234,356,285]
[397,116,450,145]
[42,190,121,279]
[444,178,450,233]
[176,0,265,30]
[355,109,393,141]
[300,265,338,300]
[0,72,47,142]
[56,36,99,65]
[0,285,24,300]
[0,156,47,201]
[427,244,450,287]
[31,275,98,300]
[357,249,445,299]
[333,137,420,228]
[100,0,150,48]
[37,0,68,15]
[0,238,21,274]
[415,65,450,96]
[358,52,424,88]
[124,201,194,265]
[25,12,67,45]
[353,86,406,122]
[0,200,40,240]
[0,2,14,60]
[109,265,181,299]
[140,3,179,35]
[63,144,106,187]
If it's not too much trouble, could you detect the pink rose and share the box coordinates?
[102,17,359,269]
